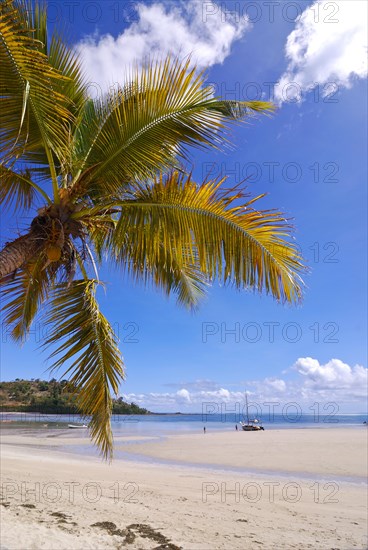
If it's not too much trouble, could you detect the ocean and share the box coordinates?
[1,411,367,435]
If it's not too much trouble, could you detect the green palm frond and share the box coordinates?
[82,215,117,263]
[44,280,125,459]
[94,172,305,304]
[1,255,49,342]
[49,32,87,120]
[0,164,51,211]
[0,0,74,171]
[45,21,88,177]
[71,57,274,198]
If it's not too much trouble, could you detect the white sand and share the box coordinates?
[1,427,367,549]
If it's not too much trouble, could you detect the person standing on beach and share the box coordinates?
[235,424,238,431]
[203,426,206,434]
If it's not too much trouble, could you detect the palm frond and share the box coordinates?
[0,163,51,211]
[1,255,49,342]
[44,25,87,117]
[44,280,125,459]
[112,230,208,310]
[151,250,208,309]
[77,201,208,308]
[82,214,117,263]
[30,0,87,109]
[71,57,274,198]
[97,172,305,304]
[0,0,75,168]
[46,23,88,177]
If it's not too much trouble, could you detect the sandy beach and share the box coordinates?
[1,427,367,549]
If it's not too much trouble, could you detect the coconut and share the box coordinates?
[47,245,62,262]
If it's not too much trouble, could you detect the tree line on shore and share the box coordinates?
[0,379,149,415]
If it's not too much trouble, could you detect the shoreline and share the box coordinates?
[1,426,367,477]
[1,427,367,549]
[2,438,367,486]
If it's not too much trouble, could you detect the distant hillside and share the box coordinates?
[0,379,149,415]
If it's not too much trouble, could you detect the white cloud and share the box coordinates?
[122,358,367,412]
[176,388,191,403]
[263,377,286,392]
[164,379,221,391]
[77,0,250,93]
[292,357,367,396]
[275,0,368,104]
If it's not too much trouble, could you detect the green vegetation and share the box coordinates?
[0,379,149,415]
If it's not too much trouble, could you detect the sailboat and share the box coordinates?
[68,423,87,429]
[239,392,264,431]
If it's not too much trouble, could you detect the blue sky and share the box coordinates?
[1,0,367,413]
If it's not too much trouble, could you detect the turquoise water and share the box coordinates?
[1,411,367,435]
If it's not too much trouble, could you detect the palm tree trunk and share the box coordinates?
[0,233,41,280]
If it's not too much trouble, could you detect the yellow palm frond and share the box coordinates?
[0,164,51,211]
[114,231,208,310]
[0,0,75,170]
[86,172,305,304]
[44,280,125,459]
[151,250,208,309]
[166,256,208,309]
[78,206,208,308]
[1,255,50,341]
[72,57,274,197]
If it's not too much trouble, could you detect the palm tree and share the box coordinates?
[0,0,305,458]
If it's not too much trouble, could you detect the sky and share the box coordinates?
[1,0,367,413]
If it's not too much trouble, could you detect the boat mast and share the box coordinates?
[245,391,250,424]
